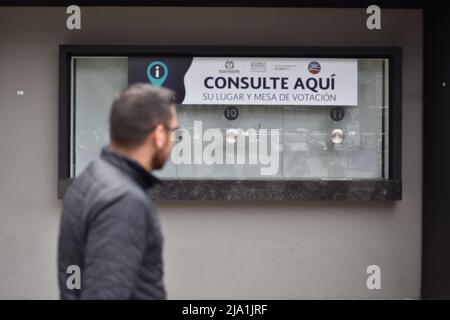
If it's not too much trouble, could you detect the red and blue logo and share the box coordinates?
[308,61,321,74]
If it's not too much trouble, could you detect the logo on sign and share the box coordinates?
[225,61,234,69]
[146,61,168,86]
[250,62,267,73]
[220,60,240,74]
[308,61,321,74]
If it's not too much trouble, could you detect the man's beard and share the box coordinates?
[152,150,169,170]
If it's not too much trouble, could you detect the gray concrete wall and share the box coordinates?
[0,7,422,299]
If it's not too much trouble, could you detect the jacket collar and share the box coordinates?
[100,146,162,190]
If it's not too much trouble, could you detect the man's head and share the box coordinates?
[109,83,177,171]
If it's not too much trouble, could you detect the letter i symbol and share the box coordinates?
[147,61,168,86]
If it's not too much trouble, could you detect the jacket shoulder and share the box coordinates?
[63,158,152,215]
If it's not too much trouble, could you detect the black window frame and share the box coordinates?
[58,45,402,200]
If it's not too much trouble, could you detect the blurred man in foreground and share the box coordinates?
[58,84,178,299]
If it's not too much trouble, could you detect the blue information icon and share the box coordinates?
[146,61,168,86]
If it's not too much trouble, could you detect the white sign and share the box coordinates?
[182,57,358,106]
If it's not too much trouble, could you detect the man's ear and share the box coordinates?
[153,124,167,149]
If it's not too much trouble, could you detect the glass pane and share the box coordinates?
[72,57,128,176]
[71,57,389,180]
[282,59,389,179]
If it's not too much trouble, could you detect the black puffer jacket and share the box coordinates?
[58,146,166,300]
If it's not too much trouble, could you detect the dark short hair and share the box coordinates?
[109,83,176,148]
